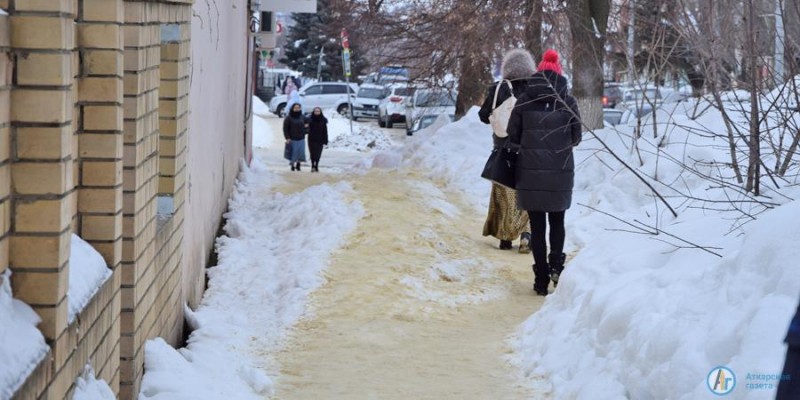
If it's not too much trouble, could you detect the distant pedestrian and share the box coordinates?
[307,107,329,172]
[478,49,533,253]
[283,76,297,96]
[777,299,800,399]
[506,49,582,296]
[283,103,307,171]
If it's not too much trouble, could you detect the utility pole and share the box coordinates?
[774,0,785,85]
[627,0,635,85]
[341,29,354,135]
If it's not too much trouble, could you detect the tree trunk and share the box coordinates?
[567,0,610,130]
[523,0,544,61]
[745,0,761,195]
[455,49,492,118]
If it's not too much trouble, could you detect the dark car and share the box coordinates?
[406,114,454,136]
[603,84,623,108]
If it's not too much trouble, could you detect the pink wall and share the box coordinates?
[184,0,251,307]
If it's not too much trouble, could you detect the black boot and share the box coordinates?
[291,163,296,171]
[532,264,550,296]
[499,240,513,250]
[296,162,301,171]
[549,253,566,287]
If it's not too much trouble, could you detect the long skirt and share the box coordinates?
[483,183,529,241]
[289,139,306,163]
[309,142,324,163]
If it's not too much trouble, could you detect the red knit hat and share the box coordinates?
[537,49,563,75]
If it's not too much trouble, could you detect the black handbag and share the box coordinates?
[480,143,519,189]
[284,142,292,160]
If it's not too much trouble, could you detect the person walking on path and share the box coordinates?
[284,103,307,171]
[506,49,582,296]
[478,49,534,253]
[307,107,329,172]
[777,299,800,399]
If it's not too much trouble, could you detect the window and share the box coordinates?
[394,87,415,97]
[323,85,348,94]
[415,91,456,107]
[260,12,273,32]
[357,88,386,99]
[303,85,323,95]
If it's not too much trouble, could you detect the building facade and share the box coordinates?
[0,0,252,398]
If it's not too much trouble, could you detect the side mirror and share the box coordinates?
[299,93,306,97]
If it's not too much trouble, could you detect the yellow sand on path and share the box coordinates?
[256,115,549,399]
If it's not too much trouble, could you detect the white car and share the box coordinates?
[269,82,358,117]
[352,84,387,121]
[378,85,417,128]
[404,89,457,132]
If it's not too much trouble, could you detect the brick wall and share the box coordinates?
[2,0,235,399]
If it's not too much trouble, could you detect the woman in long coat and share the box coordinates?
[307,107,329,172]
[283,103,307,171]
[506,49,582,296]
[478,49,534,252]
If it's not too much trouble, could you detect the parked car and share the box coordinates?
[602,83,624,108]
[616,87,663,118]
[378,84,417,128]
[603,108,633,126]
[404,89,457,133]
[352,84,388,121]
[407,113,454,135]
[269,81,358,117]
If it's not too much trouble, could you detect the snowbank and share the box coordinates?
[252,96,270,118]
[139,159,364,399]
[387,96,800,398]
[72,365,114,400]
[69,235,112,322]
[252,97,275,149]
[0,272,48,400]
[328,122,394,152]
[373,107,493,211]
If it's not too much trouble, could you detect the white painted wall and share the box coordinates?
[185,0,250,307]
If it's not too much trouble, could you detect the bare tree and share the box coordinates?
[566,0,611,130]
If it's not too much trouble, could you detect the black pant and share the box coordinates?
[309,142,324,166]
[528,211,565,266]
[778,346,800,399]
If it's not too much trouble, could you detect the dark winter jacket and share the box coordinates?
[283,111,306,141]
[307,114,329,144]
[507,70,582,212]
[478,78,532,147]
[787,300,800,348]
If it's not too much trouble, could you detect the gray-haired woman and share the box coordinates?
[478,49,535,252]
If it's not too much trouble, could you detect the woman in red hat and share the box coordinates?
[506,49,582,296]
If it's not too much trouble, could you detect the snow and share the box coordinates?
[375,107,493,212]
[378,98,800,398]
[72,365,114,400]
[138,159,364,399]
[0,271,48,400]
[252,97,275,149]
[68,234,112,322]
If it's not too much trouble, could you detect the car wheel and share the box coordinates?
[337,104,350,118]
[378,117,386,128]
[386,117,393,129]
[276,103,286,117]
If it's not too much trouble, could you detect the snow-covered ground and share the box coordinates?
[139,94,798,399]
[139,156,364,398]
[380,101,799,398]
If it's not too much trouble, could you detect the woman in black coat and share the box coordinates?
[283,103,307,171]
[477,49,534,253]
[306,107,329,172]
[506,49,582,296]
